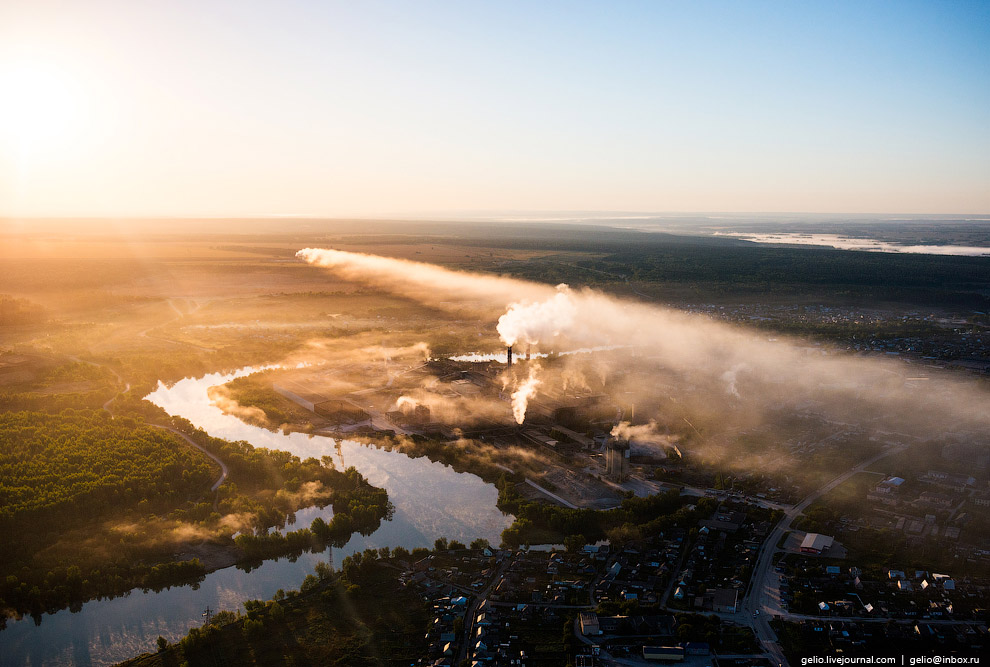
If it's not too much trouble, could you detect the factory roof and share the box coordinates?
[800,533,834,552]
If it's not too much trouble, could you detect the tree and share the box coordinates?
[564,534,586,553]
[157,636,168,652]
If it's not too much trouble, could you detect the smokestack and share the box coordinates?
[526,348,531,361]
[507,345,513,367]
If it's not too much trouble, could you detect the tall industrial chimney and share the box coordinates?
[507,345,513,367]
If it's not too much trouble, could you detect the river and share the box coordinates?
[0,367,511,667]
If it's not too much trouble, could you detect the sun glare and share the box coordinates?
[0,60,87,168]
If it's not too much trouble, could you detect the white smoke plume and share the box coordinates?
[611,420,677,456]
[512,366,542,424]
[207,384,270,425]
[296,247,552,315]
[497,285,579,347]
[396,395,420,411]
[721,364,746,399]
[611,420,662,441]
[394,387,513,425]
[297,247,990,437]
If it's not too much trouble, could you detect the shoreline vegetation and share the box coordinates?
[119,544,446,667]
[0,370,393,626]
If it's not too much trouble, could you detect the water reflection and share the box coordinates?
[712,232,990,256]
[0,367,510,667]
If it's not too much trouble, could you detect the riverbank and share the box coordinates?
[1,365,510,667]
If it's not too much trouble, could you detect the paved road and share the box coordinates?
[524,478,580,509]
[457,556,512,665]
[70,350,230,498]
[741,443,908,667]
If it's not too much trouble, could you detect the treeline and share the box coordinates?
[0,409,219,619]
[233,480,392,562]
[219,370,316,428]
[124,548,431,666]
[1,557,210,625]
[0,362,120,412]
[0,410,216,529]
[0,295,47,326]
[500,240,990,309]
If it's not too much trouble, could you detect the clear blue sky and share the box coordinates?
[1,0,988,216]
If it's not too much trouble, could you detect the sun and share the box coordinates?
[0,59,87,167]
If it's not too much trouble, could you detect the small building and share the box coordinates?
[713,588,738,613]
[917,491,953,509]
[684,642,710,655]
[868,477,905,505]
[800,533,834,554]
[643,646,685,662]
[579,612,601,636]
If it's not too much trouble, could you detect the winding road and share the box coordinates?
[67,300,231,498]
[151,424,229,493]
[739,443,908,667]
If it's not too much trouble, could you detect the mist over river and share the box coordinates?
[0,367,510,667]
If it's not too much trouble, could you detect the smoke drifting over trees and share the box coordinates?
[297,248,990,445]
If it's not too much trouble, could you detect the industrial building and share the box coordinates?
[800,532,835,554]
[642,646,684,662]
[273,381,327,412]
[605,437,630,481]
[578,612,600,636]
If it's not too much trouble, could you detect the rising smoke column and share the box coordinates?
[511,366,541,424]
[396,396,419,410]
[496,285,578,347]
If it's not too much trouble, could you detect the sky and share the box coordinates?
[0,0,988,218]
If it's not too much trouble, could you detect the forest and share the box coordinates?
[499,239,990,309]
[0,410,216,527]
[0,355,394,623]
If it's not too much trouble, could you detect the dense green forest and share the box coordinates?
[0,410,216,526]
